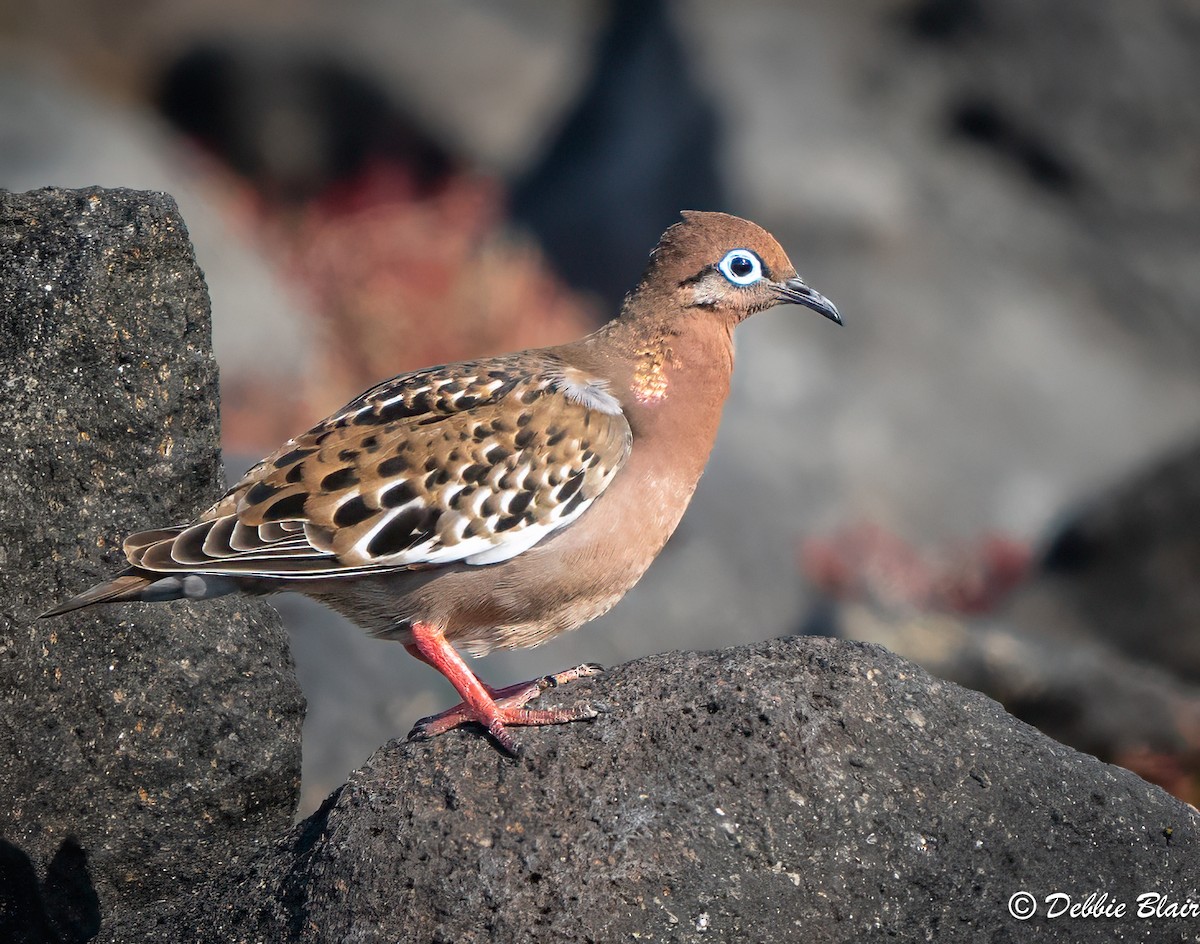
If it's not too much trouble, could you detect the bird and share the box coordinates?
[42,211,841,755]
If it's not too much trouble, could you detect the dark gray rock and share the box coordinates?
[207,637,1195,943]
[1007,436,1200,683]
[830,602,1200,803]
[904,0,1200,361]
[0,187,303,941]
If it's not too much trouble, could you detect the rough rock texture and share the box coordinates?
[829,601,1200,806]
[164,637,1195,944]
[0,187,304,940]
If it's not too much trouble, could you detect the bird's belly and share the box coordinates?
[457,586,630,656]
[450,469,700,653]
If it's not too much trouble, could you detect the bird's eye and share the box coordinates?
[717,249,762,286]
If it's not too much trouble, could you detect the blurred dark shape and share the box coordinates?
[900,0,1200,359]
[948,97,1081,195]
[900,0,989,43]
[510,0,727,310]
[0,837,100,944]
[801,522,1031,616]
[1011,436,1200,682]
[157,42,456,204]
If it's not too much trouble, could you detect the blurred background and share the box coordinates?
[4,0,1200,817]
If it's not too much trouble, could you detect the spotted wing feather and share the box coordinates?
[124,355,631,579]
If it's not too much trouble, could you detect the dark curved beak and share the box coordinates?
[777,277,842,325]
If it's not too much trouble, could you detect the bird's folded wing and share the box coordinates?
[126,355,632,579]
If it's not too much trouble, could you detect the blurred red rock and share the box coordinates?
[216,163,596,454]
[801,522,1031,616]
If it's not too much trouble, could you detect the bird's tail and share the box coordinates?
[40,568,240,618]
[40,570,155,618]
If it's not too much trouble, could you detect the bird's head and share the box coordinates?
[626,210,842,328]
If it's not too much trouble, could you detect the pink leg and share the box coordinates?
[404,622,603,755]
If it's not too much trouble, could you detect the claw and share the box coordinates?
[575,703,601,721]
[406,713,443,741]
[403,628,606,755]
[487,719,524,758]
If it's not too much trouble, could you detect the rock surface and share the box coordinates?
[6,189,1200,944]
[831,600,1200,807]
[178,636,1199,943]
[0,187,303,941]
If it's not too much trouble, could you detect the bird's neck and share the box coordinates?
[573,309,737,453]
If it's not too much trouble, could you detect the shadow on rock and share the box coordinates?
[0,837,100,944]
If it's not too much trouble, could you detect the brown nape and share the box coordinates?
[43,210,838,755]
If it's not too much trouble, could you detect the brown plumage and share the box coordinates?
[43,210,841,755]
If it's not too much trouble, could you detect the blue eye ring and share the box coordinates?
[717,249,763,286]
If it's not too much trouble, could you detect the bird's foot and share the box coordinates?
[407,662,605,756]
